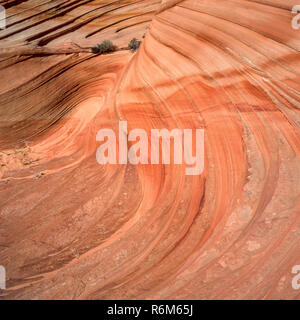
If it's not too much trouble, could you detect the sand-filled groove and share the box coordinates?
[0,0,299,299]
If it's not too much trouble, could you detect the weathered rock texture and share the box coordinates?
[0,0,299,299]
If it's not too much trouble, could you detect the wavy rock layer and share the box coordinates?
[0,0,300,299]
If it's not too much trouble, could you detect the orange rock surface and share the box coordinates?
[0,0,299,299]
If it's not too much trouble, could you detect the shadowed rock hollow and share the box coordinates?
[0,0,299,299]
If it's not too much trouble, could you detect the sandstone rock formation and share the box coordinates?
[0,0,299,299]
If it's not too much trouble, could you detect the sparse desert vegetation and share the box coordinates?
[91,40,116,54]
[128,38,141,52]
